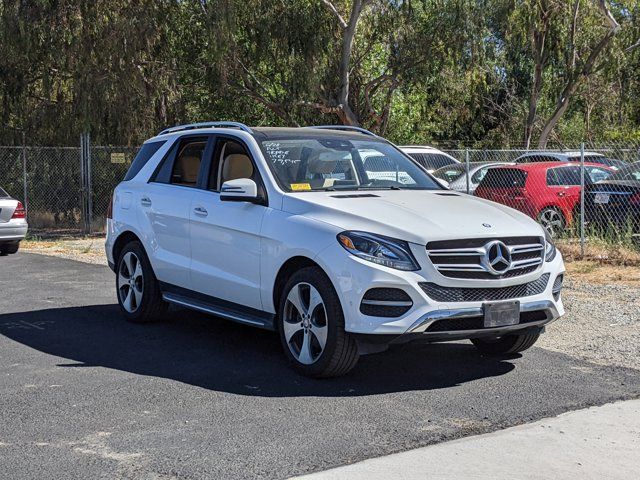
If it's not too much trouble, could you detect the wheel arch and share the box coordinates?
[112,230,143,267]
[272,256,323,313]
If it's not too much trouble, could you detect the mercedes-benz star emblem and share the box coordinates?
[484,240,512,275]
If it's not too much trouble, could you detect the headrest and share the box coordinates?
[222,154,254,182]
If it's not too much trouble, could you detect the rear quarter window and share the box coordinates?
[479,168,527,188]
[124,141,166,181]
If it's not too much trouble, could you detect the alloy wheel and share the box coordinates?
[118,252,144,313]
[539,209,564,237]
[282,282,328,365]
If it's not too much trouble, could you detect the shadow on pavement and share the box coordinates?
[0,304,517,397]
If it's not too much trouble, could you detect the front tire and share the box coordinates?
[471,332,540,355]
[116,241,168,322]
[277,266,359,378]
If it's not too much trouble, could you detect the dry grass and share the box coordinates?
[557,238,640,265]
[556,239,640,285]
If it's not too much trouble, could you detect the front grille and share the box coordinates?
[420,274,550,302]
[425,310,548,332]
[426,236,545,280]
[360,288,413,317]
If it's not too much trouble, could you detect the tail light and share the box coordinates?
[630,192,640,205]
[106,192,114,219]
[11,201,26,219]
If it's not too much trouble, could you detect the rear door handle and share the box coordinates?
[140,197,152,207]
[194,206,208,216]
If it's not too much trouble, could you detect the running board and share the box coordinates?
[162,292,275,330]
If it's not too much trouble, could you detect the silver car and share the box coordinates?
[432,162,509,194]
[0,187,28,255]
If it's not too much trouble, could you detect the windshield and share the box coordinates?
[0,187,8,198]
[259,137,441,192]
[608,163,640,181]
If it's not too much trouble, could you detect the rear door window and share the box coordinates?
[479,168,527,188]
[124,141,165,181]
[548,166,581,186]
[170,139,208,187]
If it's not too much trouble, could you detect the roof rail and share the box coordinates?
[159,121,253,135]
[304,125,378,137]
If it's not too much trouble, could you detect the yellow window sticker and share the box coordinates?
[290,183,312,191]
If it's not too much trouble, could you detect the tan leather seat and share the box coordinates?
[177,155,201,185]
[221,154,254,185]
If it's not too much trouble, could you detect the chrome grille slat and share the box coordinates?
[426,236,545,280]
[510,244,544,254]
[435,264,486,272]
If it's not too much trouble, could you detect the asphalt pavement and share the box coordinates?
[1,253,639,479]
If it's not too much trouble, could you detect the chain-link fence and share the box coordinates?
[0,143,136,235]
[438,143,640,250]
[1,140,639,249]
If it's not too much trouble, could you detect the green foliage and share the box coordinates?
[1,0,640,146]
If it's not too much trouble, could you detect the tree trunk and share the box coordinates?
[336,0,365,126]
[537,0,620,148]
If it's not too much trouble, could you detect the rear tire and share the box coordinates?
[0,242,19,255]
[116,241,168,323]
[471,332,540,355]
[277,266,359,378]
[538,207,566,238]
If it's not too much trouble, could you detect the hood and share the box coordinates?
[281,190,543,245]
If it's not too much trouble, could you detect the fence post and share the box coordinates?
[86,132,93,234]
[465,148,470,194]
[80,132,92,235]
[21,132,28,218]
[580,142,585,257]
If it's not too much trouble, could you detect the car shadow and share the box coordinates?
[0,304,517,397]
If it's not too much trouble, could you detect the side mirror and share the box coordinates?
[220,178,262,204]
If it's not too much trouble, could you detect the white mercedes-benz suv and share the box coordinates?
[106,123,565,377]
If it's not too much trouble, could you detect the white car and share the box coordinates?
[0,187,28,256]
[399,145,460,173]
[106,123,565,377]
[514,151,627,171]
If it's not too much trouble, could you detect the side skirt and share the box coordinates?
[159,282,276,331]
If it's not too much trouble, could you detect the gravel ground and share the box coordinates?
[22,238,107,265]
[540,278,640,370]
[21,237,640,371]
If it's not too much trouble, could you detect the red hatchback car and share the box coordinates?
[474,162,614,236]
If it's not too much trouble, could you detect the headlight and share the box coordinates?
[337,231,419,271]
[544,230,557,262]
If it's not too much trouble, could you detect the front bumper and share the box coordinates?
[314,242,565,338]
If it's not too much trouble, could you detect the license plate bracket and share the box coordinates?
[484,301,520,328]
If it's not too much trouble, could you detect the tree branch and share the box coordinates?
[320,0,347,28]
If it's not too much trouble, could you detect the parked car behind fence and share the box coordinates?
[584,162,640,235]
[474,162,615,237]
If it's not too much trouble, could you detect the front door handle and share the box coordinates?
[140,197,152,207]
[194,206,208,216]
